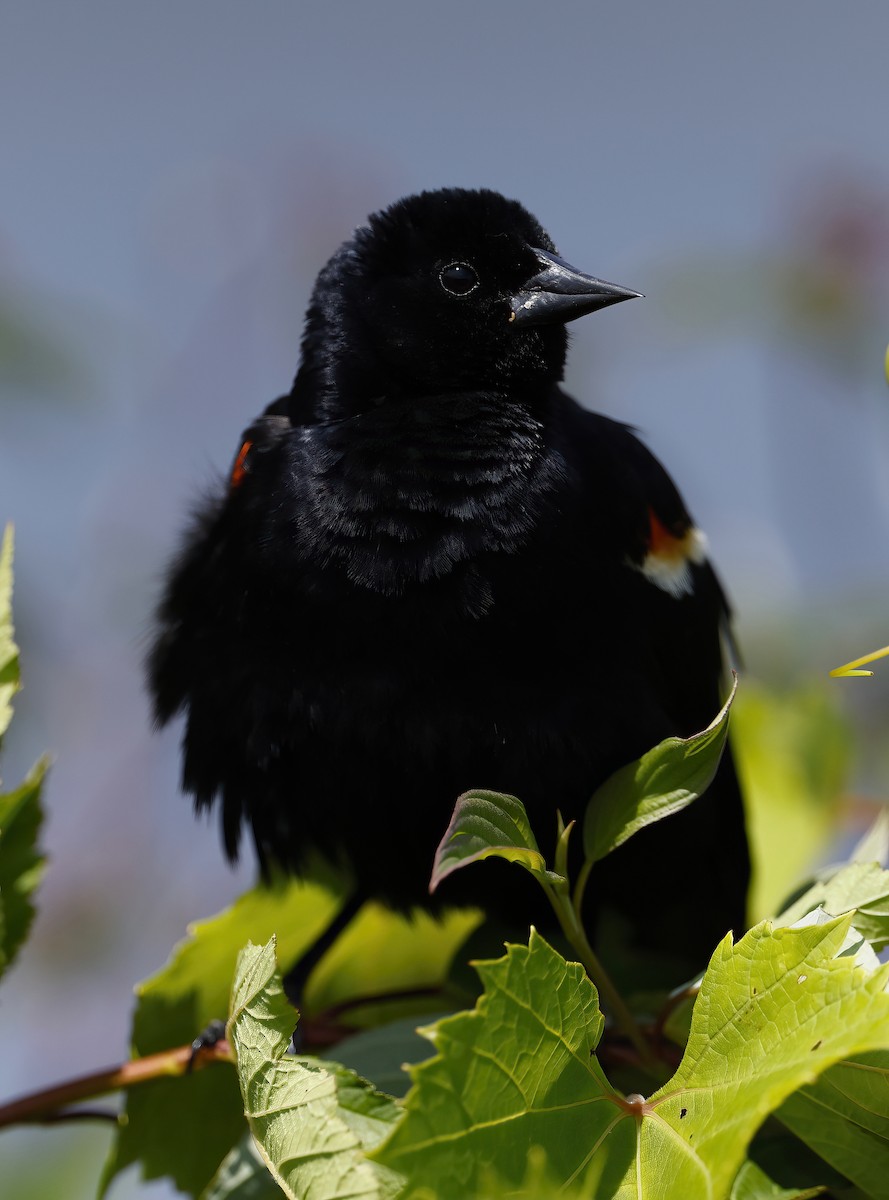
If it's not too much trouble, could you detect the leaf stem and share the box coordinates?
[542,880,660,1076]
[0,1039,232,1129]
[572,858,593,923]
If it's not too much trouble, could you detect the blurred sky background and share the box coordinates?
[2,2,889,1195]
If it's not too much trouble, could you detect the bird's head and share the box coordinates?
[296,188,640,416]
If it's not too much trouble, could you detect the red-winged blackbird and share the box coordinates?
[149,188,748,969]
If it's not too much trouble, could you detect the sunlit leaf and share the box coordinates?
[373,930,628,1198]
[230,938,402,1200]
[101,872,348,1198]
[307,902,480,1024]
[778,1050,889,1199]
[733,683,850,921]
[583,679,735,864]
[778,861,889,950]
[648,916,889,1199]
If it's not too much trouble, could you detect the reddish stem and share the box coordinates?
[0,1039,231,1129]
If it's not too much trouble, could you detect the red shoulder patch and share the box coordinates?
[229,440,254,490]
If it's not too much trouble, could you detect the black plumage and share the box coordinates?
[149,188,748,968]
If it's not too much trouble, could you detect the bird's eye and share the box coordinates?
[439,261,479,296]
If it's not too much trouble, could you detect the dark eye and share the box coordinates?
[439,261,479,296]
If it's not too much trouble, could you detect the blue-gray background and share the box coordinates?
[2,3,889,1194]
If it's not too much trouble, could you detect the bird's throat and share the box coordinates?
[299,391,561,602]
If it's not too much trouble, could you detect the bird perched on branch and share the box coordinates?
[149,188,748,970]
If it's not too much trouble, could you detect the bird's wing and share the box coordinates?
[560,400,748,949]
[225,396,294,492]
[563,400,735,728]
[147,402,297,857]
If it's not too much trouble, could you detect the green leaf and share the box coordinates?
[647,916,889,1199]
[101,872,348,1198]
[374,930,634,1199]
[0,524,20,741]
[729,1159,825,1199]
[0,755,48,979]
[473,1144,617,1199]
[333,1015,452,1099]
[746,1129,855,1197]
[306,901,480,1025]
[777,1050,889,1199]
[733,682,850,921]
[430,789,554,894]
[230,938,402,1200]
[778,861,889,950]
[375,920,889,1199]
[583,678,736,864]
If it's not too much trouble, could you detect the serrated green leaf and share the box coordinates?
[583,679,735,864]
[230,938,402,1200]
[778,861,889,951]
[729,1159,825,1199]
[646,917,889,1199]
[777,1050,889,1199]
[430,790,553,893]
[0,755,48,980]
[101,873,347,1198]
[376,920,889,1199]
[374,930,634,1199]
[0,524,20,741]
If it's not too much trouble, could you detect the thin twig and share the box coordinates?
[0,1038,232,1130]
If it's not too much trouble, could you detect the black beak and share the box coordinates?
[509,248,642,327]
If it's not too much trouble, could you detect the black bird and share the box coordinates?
[149,188,748,973]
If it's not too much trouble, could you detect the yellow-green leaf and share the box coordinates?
[229,938,402,1200]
